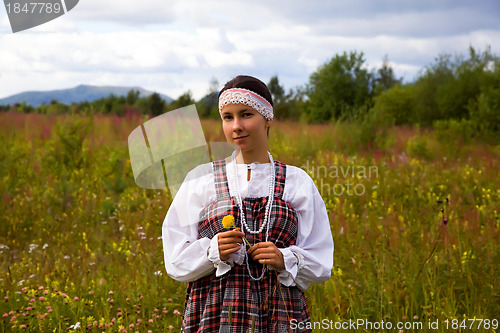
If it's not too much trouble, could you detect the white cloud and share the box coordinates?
[68,0,176,25]
[0,0,499,101]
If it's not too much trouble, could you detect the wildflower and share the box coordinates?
[73,297,79,301]
[221,215,251,246]
[222,215,235,228]
[38,286,44,290]
[173,309,181,316]
[69,322,81,330]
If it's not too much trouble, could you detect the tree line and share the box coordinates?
[3,46,498,139]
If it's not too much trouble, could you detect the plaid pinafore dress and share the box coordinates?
[181,160,311,333]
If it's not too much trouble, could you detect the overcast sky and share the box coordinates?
[1,0,499,100]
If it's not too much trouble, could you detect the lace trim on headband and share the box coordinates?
[218,88,274,120]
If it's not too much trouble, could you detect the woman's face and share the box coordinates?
[221,103,271,153]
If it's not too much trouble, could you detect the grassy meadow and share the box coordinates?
[0,111,499,332]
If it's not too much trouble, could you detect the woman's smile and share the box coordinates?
[234,135,248,142]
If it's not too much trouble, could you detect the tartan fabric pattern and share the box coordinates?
[181,160,311,333]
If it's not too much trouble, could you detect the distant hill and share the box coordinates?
[0,85,173,107]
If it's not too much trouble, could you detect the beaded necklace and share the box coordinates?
[231,150,275,281]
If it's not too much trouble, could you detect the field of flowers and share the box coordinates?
[0,111,498,332]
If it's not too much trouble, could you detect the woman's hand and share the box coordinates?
[247,242,285,271]
[217,229,245,261]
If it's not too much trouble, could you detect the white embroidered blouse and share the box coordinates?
[162,161,334,291]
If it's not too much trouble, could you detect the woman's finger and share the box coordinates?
[248,242,284,270]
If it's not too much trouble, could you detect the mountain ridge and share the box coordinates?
[0,84,174,107]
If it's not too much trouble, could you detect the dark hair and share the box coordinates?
[219,75,273,107]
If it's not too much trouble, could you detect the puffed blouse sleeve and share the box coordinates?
[279,165,334,291]
[162,163,217,282]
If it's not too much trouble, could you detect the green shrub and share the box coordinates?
[433,119,474,145]
[406,134,436,160]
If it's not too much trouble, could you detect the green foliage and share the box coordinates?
[367,46,500,144]
[148,92,167,116]
[433,119,475,146]
[373,55,401,95]
[197,78,220,119]
[467,74,500,143]
[126,89,140,106]
[265,76,306,121]
[406,134,436,161]
[412,46,497,126]
[44,116,94,171]
[37,100,69,115]
[306,51,374,122]
[371,84,416,125]
[168,91,195,111]
[0,113,499,332]
[13,101,35,113]
[268,75,285,105]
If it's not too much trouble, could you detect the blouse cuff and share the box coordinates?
[208,236,245,277]
[277,248,303,286]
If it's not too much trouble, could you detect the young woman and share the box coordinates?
[163,75,334,332]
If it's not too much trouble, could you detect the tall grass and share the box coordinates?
[0,112,498,332]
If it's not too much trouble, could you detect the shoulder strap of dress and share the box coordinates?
[273,160,287,199]
[212,160,230,200]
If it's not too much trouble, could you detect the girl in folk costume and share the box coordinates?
[162,75,334,332]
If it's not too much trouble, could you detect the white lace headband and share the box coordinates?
[218,88,274,120]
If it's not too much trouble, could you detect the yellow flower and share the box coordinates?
[222,215,235,229]
[221,214,251,247]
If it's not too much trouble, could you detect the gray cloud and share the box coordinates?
[0,0,499,100]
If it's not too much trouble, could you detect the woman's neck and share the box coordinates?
[235,149,270,164]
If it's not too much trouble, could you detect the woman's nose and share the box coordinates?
[233,117,243,132]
